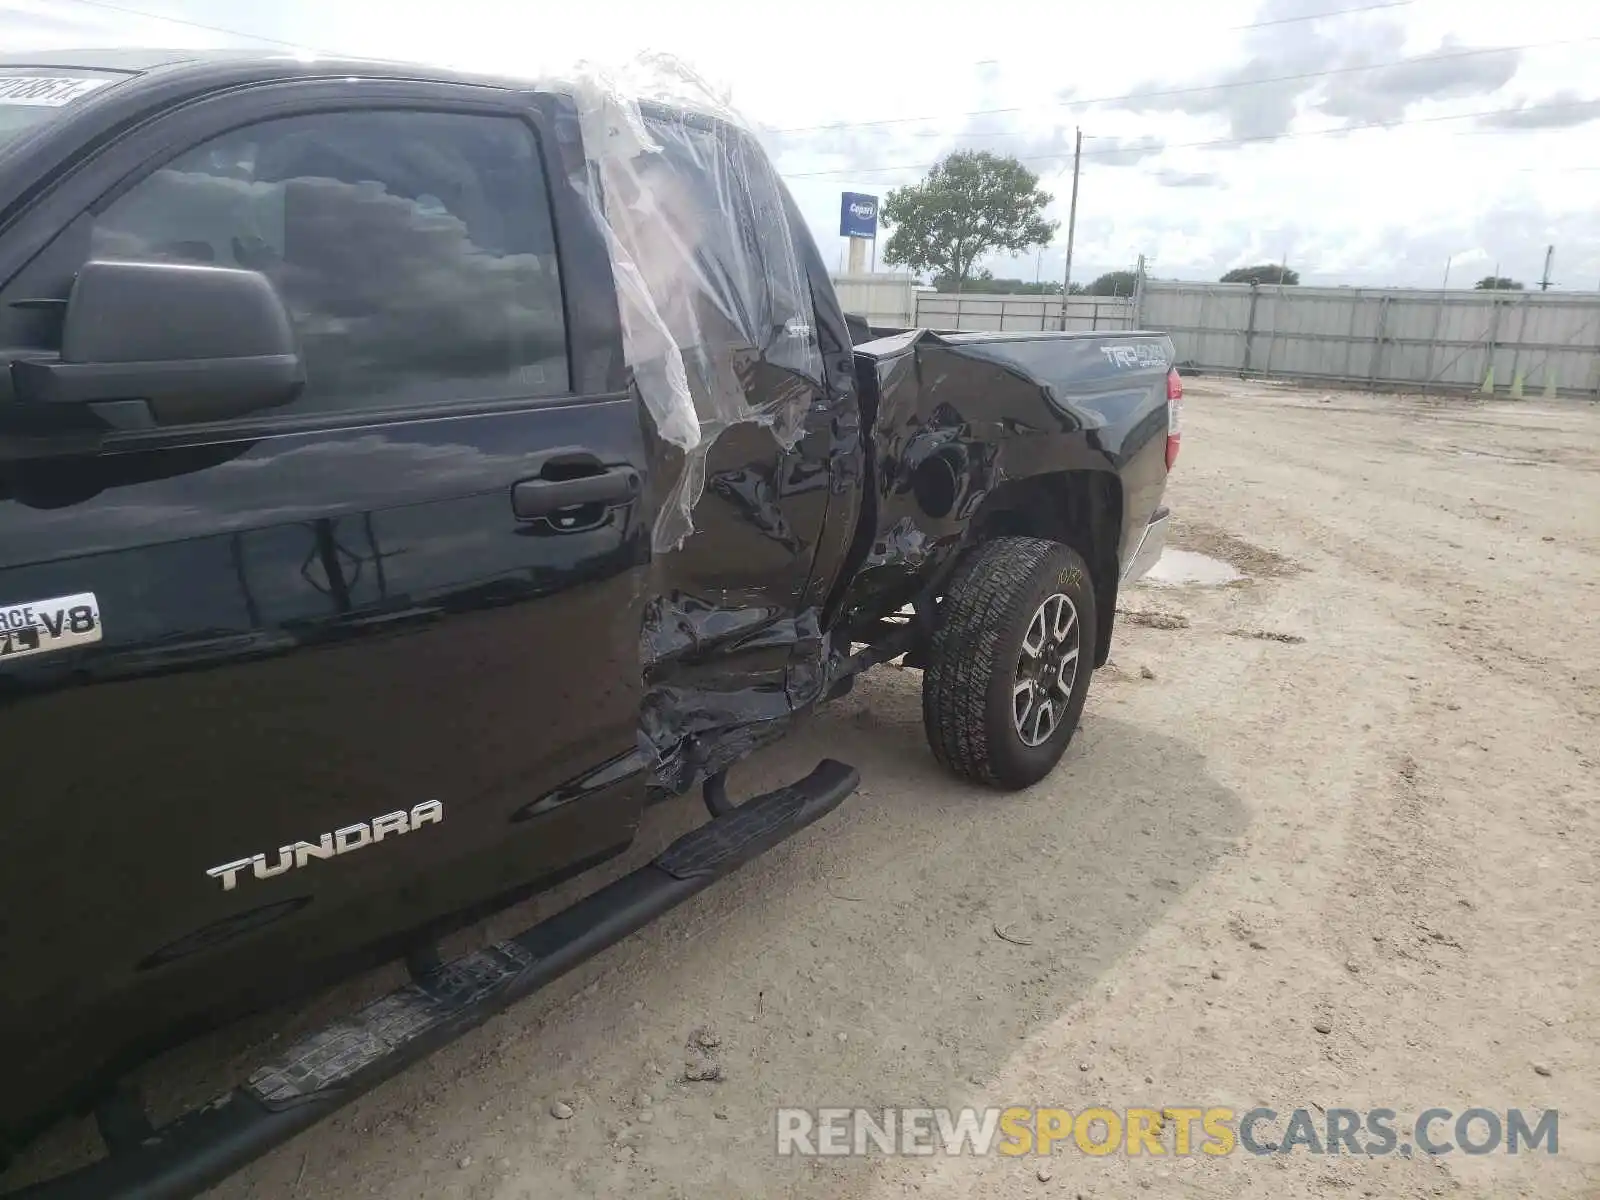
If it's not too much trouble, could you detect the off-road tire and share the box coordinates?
[921,537,1098,789]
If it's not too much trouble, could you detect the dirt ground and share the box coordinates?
[10,379,1600,1198]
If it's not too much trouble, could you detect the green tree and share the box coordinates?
[1473,276,1524,290]
[1221,263,1300,285]
[930,274,1070,295]
[882,151,1058,291]
[931,268,994,292]
[1087,270,1138,296]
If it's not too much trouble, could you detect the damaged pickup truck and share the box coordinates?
[0,49,1178,1197]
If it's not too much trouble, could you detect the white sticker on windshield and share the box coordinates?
[0,76,113,107]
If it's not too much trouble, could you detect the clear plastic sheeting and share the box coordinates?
[551,54,822,550]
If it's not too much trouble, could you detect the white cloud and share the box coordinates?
[4,0,1598,288]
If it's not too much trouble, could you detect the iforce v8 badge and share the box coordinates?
[0,593,102,660]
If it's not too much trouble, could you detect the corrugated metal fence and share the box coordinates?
[1141,281,1600,397]
[828,274,1600,396]
[830,273,918,329]
[914,292,1135,333]
[826,277,1137,333]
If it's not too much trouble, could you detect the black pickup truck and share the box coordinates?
[0,49,1177,1198]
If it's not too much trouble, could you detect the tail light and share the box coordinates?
[1165,367,1183,471]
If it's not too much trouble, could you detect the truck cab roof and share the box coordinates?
[0,46,560,95]
[0,53,398,210]
[0,47,248,72]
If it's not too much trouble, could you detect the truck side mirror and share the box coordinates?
[10,259,305,428]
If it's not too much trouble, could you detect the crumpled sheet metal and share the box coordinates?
[553,55,821,550]
[640,596,827,795]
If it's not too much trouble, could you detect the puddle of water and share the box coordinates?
[1140,549,1244,587]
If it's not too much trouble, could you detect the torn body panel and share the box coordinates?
[549,58,869,796]
[641,327,1175,796]
[623,142,864,793]
[543,62,1174,801]
[832,331,1172,636]
[554,58,822,551]
[637,319,862,794]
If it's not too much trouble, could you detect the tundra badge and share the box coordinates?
[0,592,101,660]
[206,801,445,891]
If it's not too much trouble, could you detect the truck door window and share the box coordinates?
[89,109,569,413]
[638,114,821,391]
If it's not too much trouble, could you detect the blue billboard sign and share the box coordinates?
[839,192,879,239]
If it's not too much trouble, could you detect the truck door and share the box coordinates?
[0,82,650,1110]
[624,113,857,789]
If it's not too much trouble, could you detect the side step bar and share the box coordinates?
[10,760,859,1200]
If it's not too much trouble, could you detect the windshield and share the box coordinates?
[0,71,121,149]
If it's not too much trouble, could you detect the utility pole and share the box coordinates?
[1133,253,1147,328]
[1060,126,1082,330]
[1539,244,1555,291]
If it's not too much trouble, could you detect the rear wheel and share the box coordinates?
[921,537,1098,789]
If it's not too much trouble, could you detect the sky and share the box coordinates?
[4,0,1599,289]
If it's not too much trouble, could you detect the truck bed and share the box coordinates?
[837,324,1175,640]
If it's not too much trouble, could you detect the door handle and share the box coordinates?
[511,467,641,520]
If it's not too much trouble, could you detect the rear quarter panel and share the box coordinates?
[843,331,1172,624]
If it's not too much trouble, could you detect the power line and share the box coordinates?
[36,0,1600,164]
[778,99,1600,180]
[768,34,1600,135]
[29,0,1600,186]
[841,94,1600,146]
[871,94,1600,147]
[961,3,1416,76]
[45,0,1413,59]
[49,0,333,54]
[1233,0,1409,28]
[36,0,1542,151]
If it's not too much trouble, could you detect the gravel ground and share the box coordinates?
[8,379,1599,1198]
